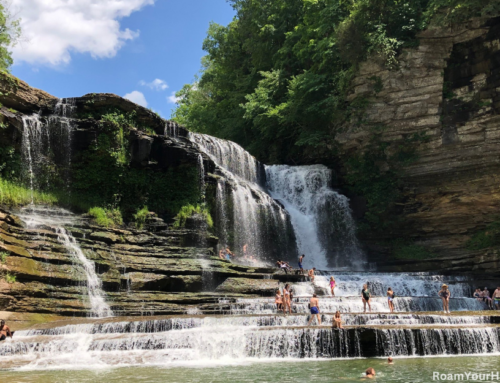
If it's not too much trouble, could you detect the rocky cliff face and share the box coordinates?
[0,207,282,317]
[340,16,500,277]
[0,76,300,320]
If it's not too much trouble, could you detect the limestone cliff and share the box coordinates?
[340,16,500,278]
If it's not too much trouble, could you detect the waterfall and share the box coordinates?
[187,133,363,267]
[17,100,114,317]
[55,227,113,318]
[266,165,364,269]
[21,114,44,200]
[190,133,297,263]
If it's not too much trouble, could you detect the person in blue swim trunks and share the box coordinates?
[307,294,321,325]
[298,254,305,275]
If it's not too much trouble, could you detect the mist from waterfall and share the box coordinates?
[266,165,365,269]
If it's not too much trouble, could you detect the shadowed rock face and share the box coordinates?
[339,17,500,276]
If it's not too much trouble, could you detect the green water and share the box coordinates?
[3,356,500,383]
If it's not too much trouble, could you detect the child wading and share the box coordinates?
[438,284,451,313]
[275,290,283,312]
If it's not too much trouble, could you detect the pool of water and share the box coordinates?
[3,355,500,382]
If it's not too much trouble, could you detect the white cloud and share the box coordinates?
[140,78,168,91]
[11,0,155,65]
[167,91,181,104]
[124,90,147,107]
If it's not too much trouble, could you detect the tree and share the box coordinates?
[172,0,499,164]
[0,1,20,71]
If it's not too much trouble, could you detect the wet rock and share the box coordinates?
[215,277,280,296]
[90,232,120,244]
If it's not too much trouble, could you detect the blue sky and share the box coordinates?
[11,0,235,118]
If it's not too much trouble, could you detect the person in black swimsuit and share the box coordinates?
[362,284,371,313]
[438,284,451,313]
[0,320,13,341]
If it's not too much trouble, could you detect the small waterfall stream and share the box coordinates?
[18,99,113,317]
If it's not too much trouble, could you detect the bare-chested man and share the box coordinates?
[308,267,316,282]
[493,286,500,310]
[0,320,13,341]
[307,293,321,325]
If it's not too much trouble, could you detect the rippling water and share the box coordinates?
[2,355,500,382]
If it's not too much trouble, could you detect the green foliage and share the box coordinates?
[0,3,21,71]
[0,146,20,180]
[0,251,7,263]
[425,0,500,25]
[88,207,123,228]
[172,0,498,165]
[4,272,16,283]
[466,219,500,250]
[393,241,438,260]
[133,206,149,229]
[0,177,58,206]
[173,204,214,229]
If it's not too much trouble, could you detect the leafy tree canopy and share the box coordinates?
[172,0,499,164]
[0,1,20,71]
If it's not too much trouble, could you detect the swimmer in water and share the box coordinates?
[365,368,376,379]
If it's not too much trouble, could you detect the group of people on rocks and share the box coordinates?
[218,244,259,264]
[474,286,500,310]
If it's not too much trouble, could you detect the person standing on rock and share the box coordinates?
[362,284,371,313]
[0,320,13,341]
[298,254,305,275]
[438,284,451,313]
[283,284,292,315]
[387,287,395,313]
[307,294,321,325]
[493,286,500,310]
[330,276,336,296]
[308,267,316,283]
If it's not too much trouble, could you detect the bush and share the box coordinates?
[133,206,149,229]
[0,177,58,206]
[5,272,16,283]
[173,204,213,229]
[88,207,123,228]
[466,219,500,250]
[0,251,7,263]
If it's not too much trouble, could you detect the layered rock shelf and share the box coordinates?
[0,208,296,317]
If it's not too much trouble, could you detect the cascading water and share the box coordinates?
[17,100,114,317]
[190,133,297,263]
[55,227,113,318]
[266,165,364,269]
[16,206,114,318]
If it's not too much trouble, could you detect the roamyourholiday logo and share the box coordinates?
[433,372,500,381]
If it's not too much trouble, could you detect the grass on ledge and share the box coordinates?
[0,177,58,206]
